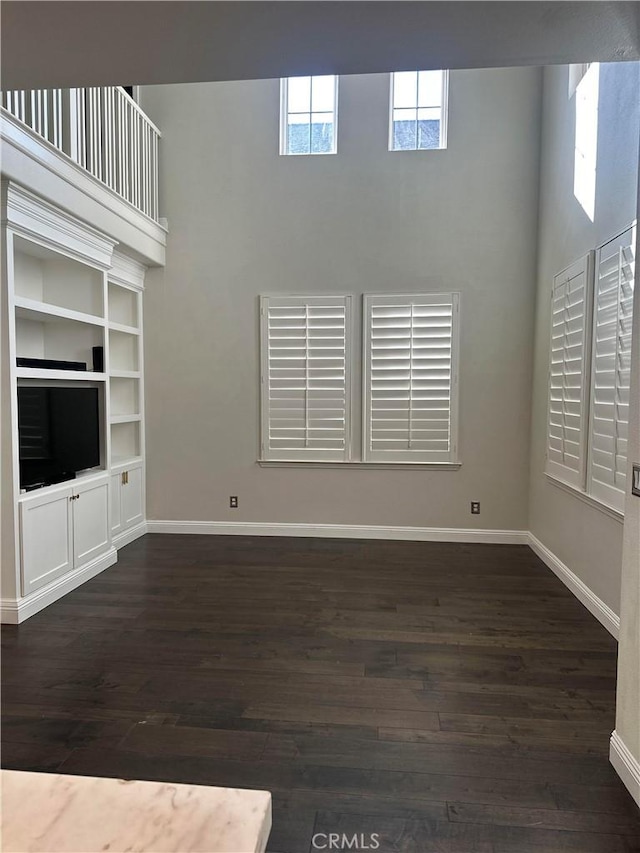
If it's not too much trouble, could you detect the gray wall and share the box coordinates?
[141,68,541,531]
[616,179,640,780]
[528,62,640,615]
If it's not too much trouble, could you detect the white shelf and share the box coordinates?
[14,296,105,327]
[108,321,140,335]
[110,414,142,425]
[16,368,107,382]
[110,370,141,379]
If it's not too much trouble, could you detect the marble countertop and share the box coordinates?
[1,769,272,853]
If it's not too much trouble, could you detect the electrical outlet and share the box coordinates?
[471,501,480,515]
[229,496,238,508]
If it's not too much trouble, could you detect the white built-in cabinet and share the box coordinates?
[111,462,144,539]
[1,182,148,623]
[21,475,110,595]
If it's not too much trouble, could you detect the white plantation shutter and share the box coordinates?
[546,254,593,488]
[260,295,351,461]
[588,226,636,511]
[363,293,460,463]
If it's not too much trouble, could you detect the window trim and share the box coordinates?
[259,461,462,470]
[362,292,460,464]
[388,70,449,152]
[279,76,339,156]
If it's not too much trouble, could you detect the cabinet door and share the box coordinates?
[110,472,123,537]
[122,466,144,528]
[73,480,110,566]
[20,489,73,595]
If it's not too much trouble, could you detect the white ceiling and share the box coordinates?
[2,1,639,91]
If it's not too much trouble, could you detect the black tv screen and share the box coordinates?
[18,387,100,488]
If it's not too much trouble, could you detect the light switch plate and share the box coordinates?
[632,464,640,498]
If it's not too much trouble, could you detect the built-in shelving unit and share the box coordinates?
[107,268,144,470]
[1,183,148,624]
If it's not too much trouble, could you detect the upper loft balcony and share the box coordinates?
[1,87,165,265]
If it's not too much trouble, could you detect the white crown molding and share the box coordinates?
[0,547,117,624]
[146,520,529,545]
[110,250,147,291]
[610,731,640,807]
[1,180,117,269]
[527,533,620,639]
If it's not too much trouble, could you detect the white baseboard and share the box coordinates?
[610,731,640,807]
[112,521,148,550]
[0,547,118,624]
[527,533,620,639]
[146,520,528,545]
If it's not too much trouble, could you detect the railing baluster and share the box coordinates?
[105,86,116,190]
[78,88,86,168]
[89,88,95,177]
[132,101,137,207]
[58,89,64,149]
[86,88,92,172]
[153,130,159,220]
[117,89,124,197]
[29,90,36,135]
[125,92,130,201]
[91,86,100,178]
[132,106,138,209]
[52,90,59,148]
[144,122,149,217]
[129,101,135,207]
[42,90,49,142]
[103,88,109,187]
[2,84,160,221]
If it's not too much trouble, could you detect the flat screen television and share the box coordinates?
[18,387,100,489]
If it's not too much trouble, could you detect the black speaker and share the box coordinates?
[92,346,104,373]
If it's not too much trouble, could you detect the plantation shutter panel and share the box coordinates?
[545,254,593,488]
[363,293,459,463]
[260,295,351,461]
[588,226,636,511]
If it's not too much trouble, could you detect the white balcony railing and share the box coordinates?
[1,87,161,222]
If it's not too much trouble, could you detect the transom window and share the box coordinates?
[390,70,448,151]
[280,76,338,156]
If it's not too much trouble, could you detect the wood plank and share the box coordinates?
[447,801,640,836]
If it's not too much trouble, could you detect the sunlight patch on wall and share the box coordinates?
[574,63,600,221]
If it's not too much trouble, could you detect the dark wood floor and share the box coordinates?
[2,534,639,852]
